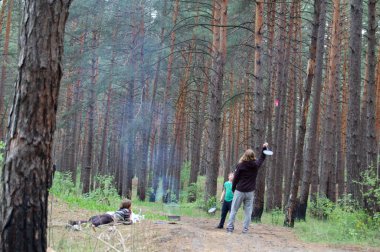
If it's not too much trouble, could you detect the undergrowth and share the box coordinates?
[51,171,380,247]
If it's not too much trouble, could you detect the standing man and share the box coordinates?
[226,142,268,233]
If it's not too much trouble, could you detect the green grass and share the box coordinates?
[294,217,380,247]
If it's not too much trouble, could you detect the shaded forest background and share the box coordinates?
[0,0,379,224]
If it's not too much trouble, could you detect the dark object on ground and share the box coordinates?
[89,214,114,227]
[167,215,181,224]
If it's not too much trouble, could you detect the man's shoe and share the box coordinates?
[216,225,223,229]
[242,228,249,234]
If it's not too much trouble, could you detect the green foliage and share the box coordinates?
[50,172,76,197]
[359,167,380,214]
[50,171,120,212]
[0,141,5,165]
[270,207,282,225]
[180,161,191,189]
[87,175,120,205]
[292,196,380,246]
[186,183,198,203]
[196,196,217,211]
[309,197,335,220]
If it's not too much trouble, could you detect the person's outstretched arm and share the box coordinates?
[254,142,269,168]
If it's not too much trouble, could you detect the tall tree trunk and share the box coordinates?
[205,0,228,201]
[82,31,98,194]
[150,0,167,200]
[376,46,380,176]
[338,42,349,197]
[298,0,326,218]
[251,0,266,222]
[0,0,8,38]
[365,0,377,174]
[61,83,74,173]
[273,0,289,210]
[98,51,116,175]
[346,0,363,204]
[155,0,179,200]
[320,0,340,201]
[265,0,276,211]
[283,0,300,207]
[284,0,320,227]
[136,5,149,201]
[0,0,13,140]
[0,1,71,250]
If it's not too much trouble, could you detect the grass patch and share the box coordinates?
[51,172,380,248]
[294,217,380,247]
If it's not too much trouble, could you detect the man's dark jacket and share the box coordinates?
[232,148,266,193]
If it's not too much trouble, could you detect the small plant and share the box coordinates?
[187,183,198,203]
[50,172,76,197]
[271,207,282,225]
[88,175,120,204]
[358,167,380,215]
[309,197,335,220]
[180,161,191,190]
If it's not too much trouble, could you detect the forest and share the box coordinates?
[0,0,379,251]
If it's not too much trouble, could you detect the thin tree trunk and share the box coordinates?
[82,31,98,194]
[0,0,13,140]
[284,0,320,227]
[155,0,179,200]
[365,0,377,174]
[298,0,326,218]
[265,0,276,211]
[273,0,289,210]
[319,0,340,201]
[0,0,8,38]
[205,0,228,201]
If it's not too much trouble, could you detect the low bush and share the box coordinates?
[309,196,335,220]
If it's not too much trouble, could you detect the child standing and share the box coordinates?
[216,172,234,229]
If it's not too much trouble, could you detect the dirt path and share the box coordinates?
[152,217,376,252]
[48,199,379,252]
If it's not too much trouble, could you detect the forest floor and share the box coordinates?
[47,198,379,252]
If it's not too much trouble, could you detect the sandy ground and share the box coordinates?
[47,198,380,252]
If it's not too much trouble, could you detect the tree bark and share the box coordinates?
[284,0,320,227]
[346,0,363,204]
[205,0,228,201]
[0,0,13,140]
[365,0,377,173]
[320,0,340,201]
[264,0,276,211]
[82,30,98,194]
[298,0,326,218]
[155,0,179,200]
[251,0,266,222]
[0,0,71,251]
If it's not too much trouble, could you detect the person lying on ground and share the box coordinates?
[226,142,268,234]
[69,199,132,227]
[216,172,234,229]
